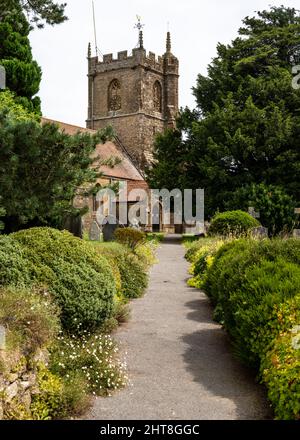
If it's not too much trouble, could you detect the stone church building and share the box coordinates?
[86,31,179,169]
[42,31,187,236]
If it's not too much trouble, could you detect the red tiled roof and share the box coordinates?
[41,117,145,182]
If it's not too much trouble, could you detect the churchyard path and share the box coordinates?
[85,235,271,420]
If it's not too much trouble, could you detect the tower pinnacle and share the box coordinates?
[166,31,171,53]
[134,15,145,48]
[139,30,144,48]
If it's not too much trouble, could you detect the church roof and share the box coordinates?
[41,118,145,182]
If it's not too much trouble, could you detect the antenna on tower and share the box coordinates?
[91,0,103,59]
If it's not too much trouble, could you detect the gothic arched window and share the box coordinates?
[153,81,162,112]
[108,79,121,111]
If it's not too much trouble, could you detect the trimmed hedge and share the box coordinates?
[0,227,153,420]
[12,227,114,275]
[185,238,225,290]
[224,257,300,365]
[208,210,260,237]
[184,238,218,263]
[114,227,146,251]
[7,228,116,333]
[187,237,300,419]
[116,251,148,299]
[93,242,148,299]
[135,241,158,269]
[205,238,300,305]
[0,236,32,287]
[261,319,300,420]
[50,259,115,332]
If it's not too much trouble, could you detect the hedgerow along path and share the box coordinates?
[85,235,271,420]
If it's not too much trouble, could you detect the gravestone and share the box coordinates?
[293,208,300,238]
[89,220,101,241]
[204,221,210,235]
[129,218,140,229]
[248,206,260,219]
[63,215,82,238]
[248,206,267,237]
[185,221,205,235]
[102,215,120,242]
[0,325,5,350]
[293,229,300,238]
[252,226,268,238]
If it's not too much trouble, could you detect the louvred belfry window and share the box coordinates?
[108,79,121,111]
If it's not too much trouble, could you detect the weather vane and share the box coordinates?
[134,15,145,32]
[134,15,145,48]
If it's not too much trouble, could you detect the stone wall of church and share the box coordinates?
[90,69,140,119]
[92,113,165,167]
[140,69,165,115]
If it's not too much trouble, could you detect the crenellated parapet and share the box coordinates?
[88,47,166,74]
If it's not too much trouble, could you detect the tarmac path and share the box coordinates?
[85,235,271,420]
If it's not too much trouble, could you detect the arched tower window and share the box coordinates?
[108,79,121,111]
[153,81,162,112]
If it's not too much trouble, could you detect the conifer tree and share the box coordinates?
[0,1,67,112]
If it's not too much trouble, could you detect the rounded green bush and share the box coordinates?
[50,260,115,332]
[205,238,300,303]
[12,227,111,272]
[208,210,260,237]
[11,227,116,333]
[114,227,146,251]
[188,237,300,419]
[261,317,300,420]
[115,251,148,299]
[203,239,248,304]
[185,238,210,263]
[204,238,300,366]
[94,242,148,299]
[0,235,32,286]
[230,258,300,366]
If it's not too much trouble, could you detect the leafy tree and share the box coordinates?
[0,0,67,28]
[148,6,300,222]
[0,104,113,232]
[147,128,188,190]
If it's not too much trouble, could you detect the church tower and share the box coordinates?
[86,30,179,169]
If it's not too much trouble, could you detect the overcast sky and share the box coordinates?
[29,0,298,127]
